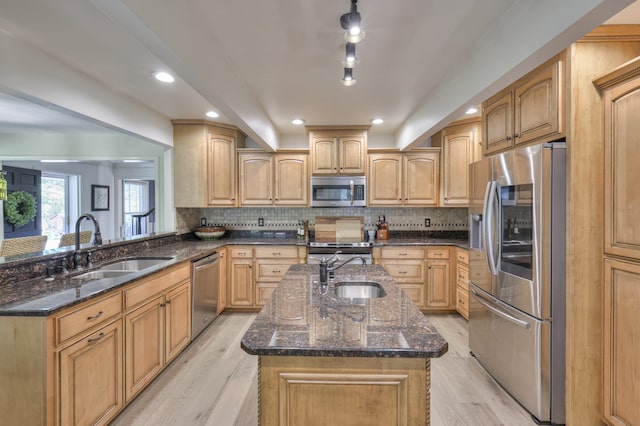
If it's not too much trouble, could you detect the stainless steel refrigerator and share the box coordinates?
[468,142,565,425]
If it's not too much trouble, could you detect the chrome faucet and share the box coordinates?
[73,213,102,269]
[318,251,367,285]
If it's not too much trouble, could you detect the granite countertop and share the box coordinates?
[0,235,467,317]
[241,264,448,358]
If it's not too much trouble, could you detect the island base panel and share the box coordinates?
[258,356,430,426]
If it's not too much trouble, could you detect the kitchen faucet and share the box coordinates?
[318,251,367,286]
[73,213,102,269]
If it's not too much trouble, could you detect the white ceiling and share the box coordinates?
[1,0,639,151]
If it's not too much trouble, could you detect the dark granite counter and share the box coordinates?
[0,237,303,317]
[241,264,448,358]
[0,233,466,317]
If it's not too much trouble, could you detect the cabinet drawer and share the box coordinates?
[231,247,254,258]
[255,260,296,281]
[456,264,469,287]
[125,263,190,310]
[456,285,469,320]
[56,292,123,346]
[456,248,469,265]
[255,246,299,259]
[382,261,425,283]
[427,247,450,259]
[380,248,425,260]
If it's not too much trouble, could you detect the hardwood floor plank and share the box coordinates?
[112,312,536,426]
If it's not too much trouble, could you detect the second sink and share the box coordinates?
[334,281,386,299]
[99,257,174,271]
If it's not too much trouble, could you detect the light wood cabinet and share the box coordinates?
[374,246,454,312]
[455,248,470,320]
[173,120,246,207]
[432,119,482,207]
[239,152,308,206]
[426,248,453,310]
[58,319,123,426]
[307,127,368,175]
[124,265,191,402]
[603,258,640,426]
[483,57,563,155]
[218,248,227,314]
[227,245,305,310]
[368,150,440,206]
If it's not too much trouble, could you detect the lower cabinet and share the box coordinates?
[374,246,454,312]
[58,319,123,426]
[227,245,306,310]
[124,272,191,402]
[455,248,470,320]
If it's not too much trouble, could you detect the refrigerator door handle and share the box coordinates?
[483,181,499,275]
[470,288,531,330]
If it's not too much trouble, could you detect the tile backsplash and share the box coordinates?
[176,207,468,234]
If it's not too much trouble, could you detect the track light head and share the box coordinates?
[340,1,362,37]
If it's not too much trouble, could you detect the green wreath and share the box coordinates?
[4,191,37,227]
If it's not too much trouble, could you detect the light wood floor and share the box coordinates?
[111,313,534,426]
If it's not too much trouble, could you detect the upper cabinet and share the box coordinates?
[239,152,308,206]
[597,57,640,261]
[307,126,369,175]
[368,150,439,207]
[483,55,564,155]
[173,121,245,207]
[432,119,482,207]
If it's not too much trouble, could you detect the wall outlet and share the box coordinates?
[424,218,431,227]
[258,218,264,226]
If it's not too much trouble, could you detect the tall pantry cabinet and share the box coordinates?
[594,56,640,426]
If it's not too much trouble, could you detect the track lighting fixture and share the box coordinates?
[340,0,362,37]
[341,68,357,86]
[342,43,358,68]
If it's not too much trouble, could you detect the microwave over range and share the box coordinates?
[310,176,366,207]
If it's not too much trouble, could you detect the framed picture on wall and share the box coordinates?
[91,185,110,211]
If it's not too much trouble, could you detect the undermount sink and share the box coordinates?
[99,257,174,271]
[334,281,386,299]
[71,256,174,280]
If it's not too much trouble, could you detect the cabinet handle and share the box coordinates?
[87,311,104,321]
[398,271,407,274]
[514,133,520,138]
[273,270,281,274]
[272,252,280,256]
[166,300,172,305]
[506,136,512,141]
[399,253,407,256]
[87,332,105,343]
[160,303,166,307]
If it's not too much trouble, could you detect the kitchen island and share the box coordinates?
[241,264,448,425]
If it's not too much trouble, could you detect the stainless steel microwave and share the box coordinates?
[309,176,366,207]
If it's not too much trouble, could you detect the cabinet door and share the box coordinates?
[398,284,427,309]
[311,137,338,174]
[125,296,164,402]
[173,124,208,207]
[604,78,640,260]
[514,61,561,145]
[339,136,366,174]
[207,133,237,206]
[403,153,439,206]
[59,319,123,426]
[239,154,272,205]
[164,282,191,363]
[604,258,640,425]
[255,283,278,307]
[274,154,308,205]
[218,248,227,313]
[229,259,254,307]
[483,91,513,155]
[426,260,451,308]
[442,130,473,206]
[368,154,402,205]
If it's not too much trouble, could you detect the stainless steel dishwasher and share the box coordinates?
[191,252,220,340]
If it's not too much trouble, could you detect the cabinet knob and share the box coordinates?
[514,133,520,138]
[506,136,512,141]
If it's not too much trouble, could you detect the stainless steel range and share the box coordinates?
[307,241,373,264]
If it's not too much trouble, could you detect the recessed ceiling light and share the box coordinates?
[154,71,175,83]
[206,110,220,118]
[292,119,305,125]
[465,107,478,114]
[370,118,384,125]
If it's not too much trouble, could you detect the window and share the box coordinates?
[123,180,150,237]
[41,173,78,249]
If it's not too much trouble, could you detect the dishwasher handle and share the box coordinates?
[193,252,219,270]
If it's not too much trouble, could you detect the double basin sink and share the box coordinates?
[71,257,174,280]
